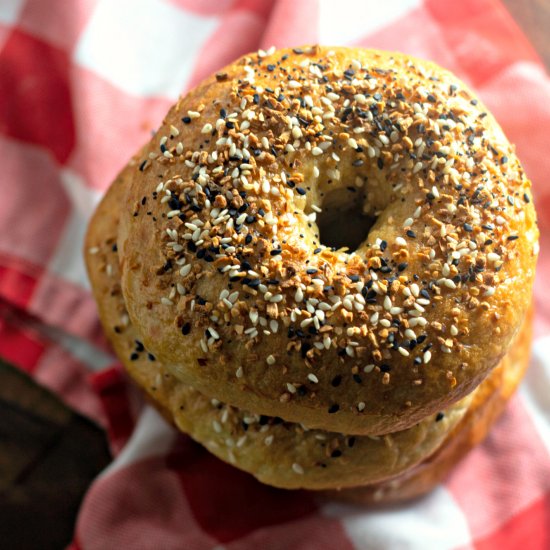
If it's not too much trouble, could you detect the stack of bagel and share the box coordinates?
[85,46,538,503]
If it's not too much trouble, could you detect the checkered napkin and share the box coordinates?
[1,0,549,548]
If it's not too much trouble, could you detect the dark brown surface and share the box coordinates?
[0,359,111,550]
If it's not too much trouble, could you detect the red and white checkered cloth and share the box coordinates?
[1,0,549,548]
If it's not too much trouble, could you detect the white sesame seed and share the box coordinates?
[348,137,358,149]
[161,297,173,306]
[208,327,220,340]
[286,383,297,394]
[396,237,407,247]
[179,264,192,277]
[288,80,301,89]
[236,366,243,378]
[312,146,323,156]
[443,278,457,289]
[423,350,432,363]
[292,463,304,475]
[357,402,366,411]
[398,347,410,357]
[264,435,274,446]
[307,373,319,384]
[266,354,276,365]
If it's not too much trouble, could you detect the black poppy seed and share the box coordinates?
[436,412,445,422]
[353,374,362,384]
[306,268,318,274]
[181,323,191,335]
[130,353,139,361]
[463,223,473,232]
[331,450,342,458]
[406,230,416,238]
[507,235,519,241]
[328,404,340,414]
[135,340,144,352]
[296,187,307,195]
[182,116,191,124]
[397,262,408,272]
[147,353,156,361]
[331,375,342,387]
[139,160,147,171]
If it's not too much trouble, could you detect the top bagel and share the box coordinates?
[118,46,538,435]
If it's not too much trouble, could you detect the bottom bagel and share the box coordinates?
[85,162,531,493]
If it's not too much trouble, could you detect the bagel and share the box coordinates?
[85,164,472,490]
[323,304,532,503]
[116,46,538,436]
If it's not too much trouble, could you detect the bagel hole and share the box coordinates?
[316,191,376,252]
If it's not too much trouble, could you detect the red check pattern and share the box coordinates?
[1,0,549,548]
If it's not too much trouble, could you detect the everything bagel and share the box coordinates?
[116,46,537,435]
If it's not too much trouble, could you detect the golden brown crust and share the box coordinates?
[85,166,475,490]
[117,46,538,435]
[323,305,532,503]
